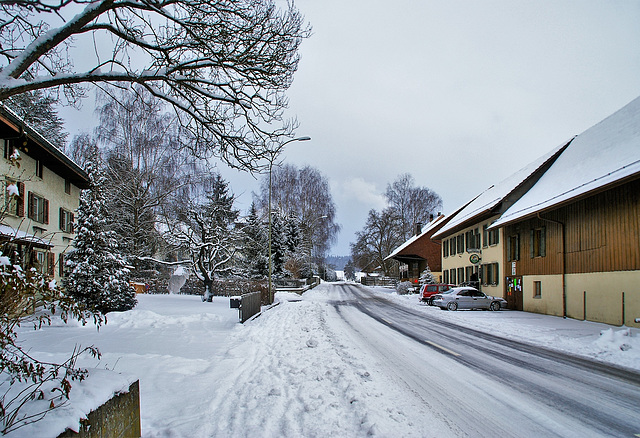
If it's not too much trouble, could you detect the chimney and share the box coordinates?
[429,213,434,222]
[415,222,423,236]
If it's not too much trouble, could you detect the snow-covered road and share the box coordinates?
[332,283,640,437]
[7,282,640,437]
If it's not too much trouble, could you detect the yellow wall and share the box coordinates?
[521,271,640,327]
[522,274,564,317]
[440,216,505,297]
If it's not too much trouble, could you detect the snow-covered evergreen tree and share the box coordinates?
[64,153,137,314]
[241,202,269,279]
[269,210,287,278]
[419,265,436,285]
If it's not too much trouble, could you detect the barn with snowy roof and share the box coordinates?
[489,96,640,327]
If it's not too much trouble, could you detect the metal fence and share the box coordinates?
[238,291,262,323]
[360,276,398,287]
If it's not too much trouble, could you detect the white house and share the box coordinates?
[0,104,89,281]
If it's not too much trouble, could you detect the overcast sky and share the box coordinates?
[62,0,640,256]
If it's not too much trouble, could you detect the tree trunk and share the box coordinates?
[203,279,214,302]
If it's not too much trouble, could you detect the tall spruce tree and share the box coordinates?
[64,154,136,313]
[241,202,269,279]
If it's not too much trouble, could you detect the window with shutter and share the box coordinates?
[59,208,75,233]
[531,227,546,258]
[27,192,49,223]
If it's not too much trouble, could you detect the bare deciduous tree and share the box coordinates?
[162,173,240,299]
[385,173,443,241]
[0,0,310,170]
[350,208,402,276]
[94,88,200,259]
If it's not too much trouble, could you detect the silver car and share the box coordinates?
[432,287,507,311]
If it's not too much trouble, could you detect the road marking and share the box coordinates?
[425,340,461,357]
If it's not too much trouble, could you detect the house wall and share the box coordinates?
[520,274,564,317]
[520,272,640,327]
[1,141,81,280]
[440,216,505,297]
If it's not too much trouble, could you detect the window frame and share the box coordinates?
[28,191,49,224]
[533,281,542,299]
[59,207,75,233]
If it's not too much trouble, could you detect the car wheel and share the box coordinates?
[490,301,500,311]
[447,302,458,311]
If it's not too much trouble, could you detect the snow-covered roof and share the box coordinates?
[492,96,640,228]
[0,103,89,189]
[385,215,446,260]
[0,224,52,247]
[432,140,571,239]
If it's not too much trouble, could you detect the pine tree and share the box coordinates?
[241,202,269,279]
[270,210,287,278]
[64,153,136,314]
[419,265,436,285]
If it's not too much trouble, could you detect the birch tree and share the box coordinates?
[0,0,309,170]
[257,164,340,264]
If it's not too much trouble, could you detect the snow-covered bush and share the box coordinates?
[0,260,102,434]
[396,281,413,295]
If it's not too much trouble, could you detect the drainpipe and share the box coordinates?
[537,213,566,318]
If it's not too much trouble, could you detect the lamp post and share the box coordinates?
[268,136,311,304]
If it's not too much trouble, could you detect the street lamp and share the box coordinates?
[268,136,311,304]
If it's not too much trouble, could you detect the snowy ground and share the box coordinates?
[4,282,639,437]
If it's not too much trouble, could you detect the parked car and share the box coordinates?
[432,287,507,311]
[420,284,456,305]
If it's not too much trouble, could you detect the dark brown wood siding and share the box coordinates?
[503,178,640,275]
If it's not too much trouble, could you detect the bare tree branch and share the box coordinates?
[0,0,310,170]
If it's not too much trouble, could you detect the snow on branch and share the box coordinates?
[0,0,310,170]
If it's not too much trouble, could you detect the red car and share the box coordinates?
[420,284,456,305]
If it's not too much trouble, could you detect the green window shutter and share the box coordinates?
[530,229,535,259]
[541,227,546,257]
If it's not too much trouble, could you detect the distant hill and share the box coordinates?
[325,255,350,270]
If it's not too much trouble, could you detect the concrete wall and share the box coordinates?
[521,271,640,327]
[57,381,141,438]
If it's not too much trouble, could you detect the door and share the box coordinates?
[505,276,523,310]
